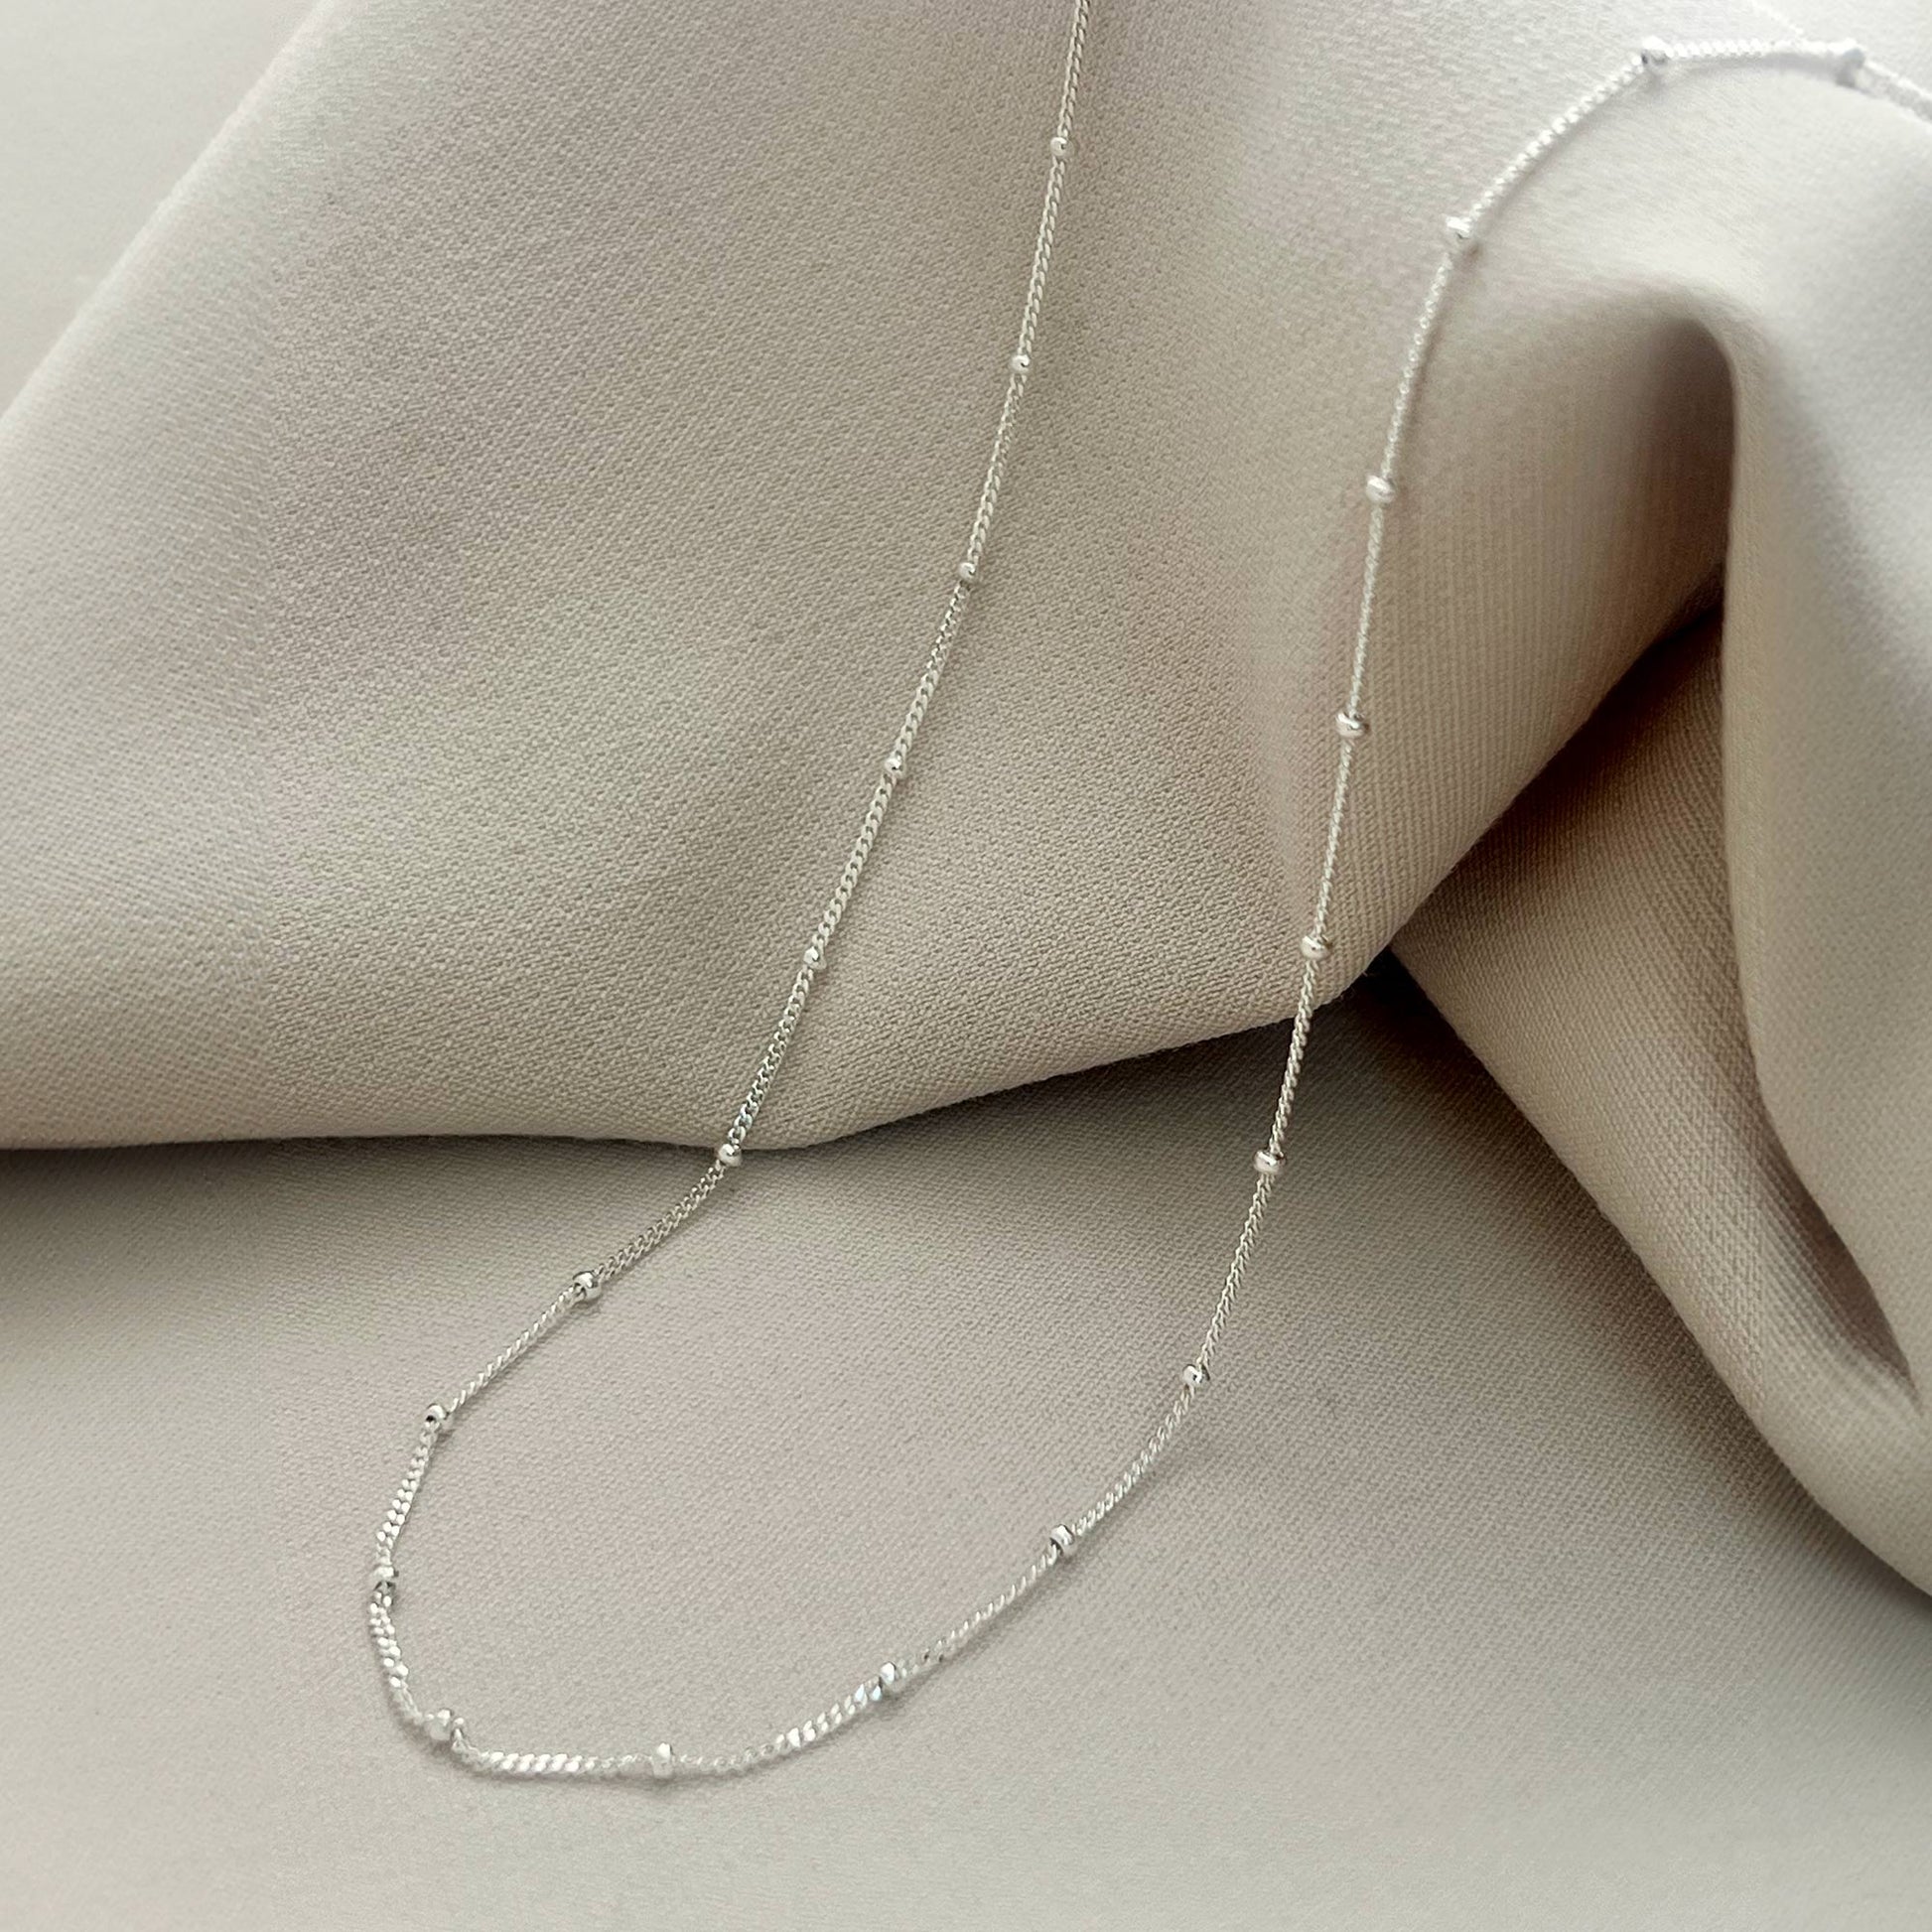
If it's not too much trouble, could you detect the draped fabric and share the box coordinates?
[3,0,1931,1921]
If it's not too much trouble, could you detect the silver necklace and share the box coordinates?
[366,18,1930,1782]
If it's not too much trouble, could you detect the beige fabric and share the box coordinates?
[5,0,1932,1921]
[7,980,1932,1929]
[1400,620,1932,1601]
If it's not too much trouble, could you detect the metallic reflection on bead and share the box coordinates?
[1364,473,1396,506]
[650,1742,675,1780]
[1047,1525,1075,1560]
[1639,37,1673,69]
[1253,1148,1283,1176]
[1010,351,1031,374]
[1181,1362,1208,1391]
[425,1403,453,1437]
[879,1661,903,1698]
[1300,932,1331,962]
[1048,133,1068,159]
[716,1142,743,1169]
[1444,212,1477,252]
[571,1271,601,1305]
[1335,710,1368,740]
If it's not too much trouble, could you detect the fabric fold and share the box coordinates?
[10,0,1914,1150]
[1399,621,1932,1592]
[1,0,1929,1589]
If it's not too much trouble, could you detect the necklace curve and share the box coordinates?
[365,12,1932,1782]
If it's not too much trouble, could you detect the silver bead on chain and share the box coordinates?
[369,25,1932,1782]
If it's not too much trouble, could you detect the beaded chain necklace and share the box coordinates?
[364,8,1932,1783]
